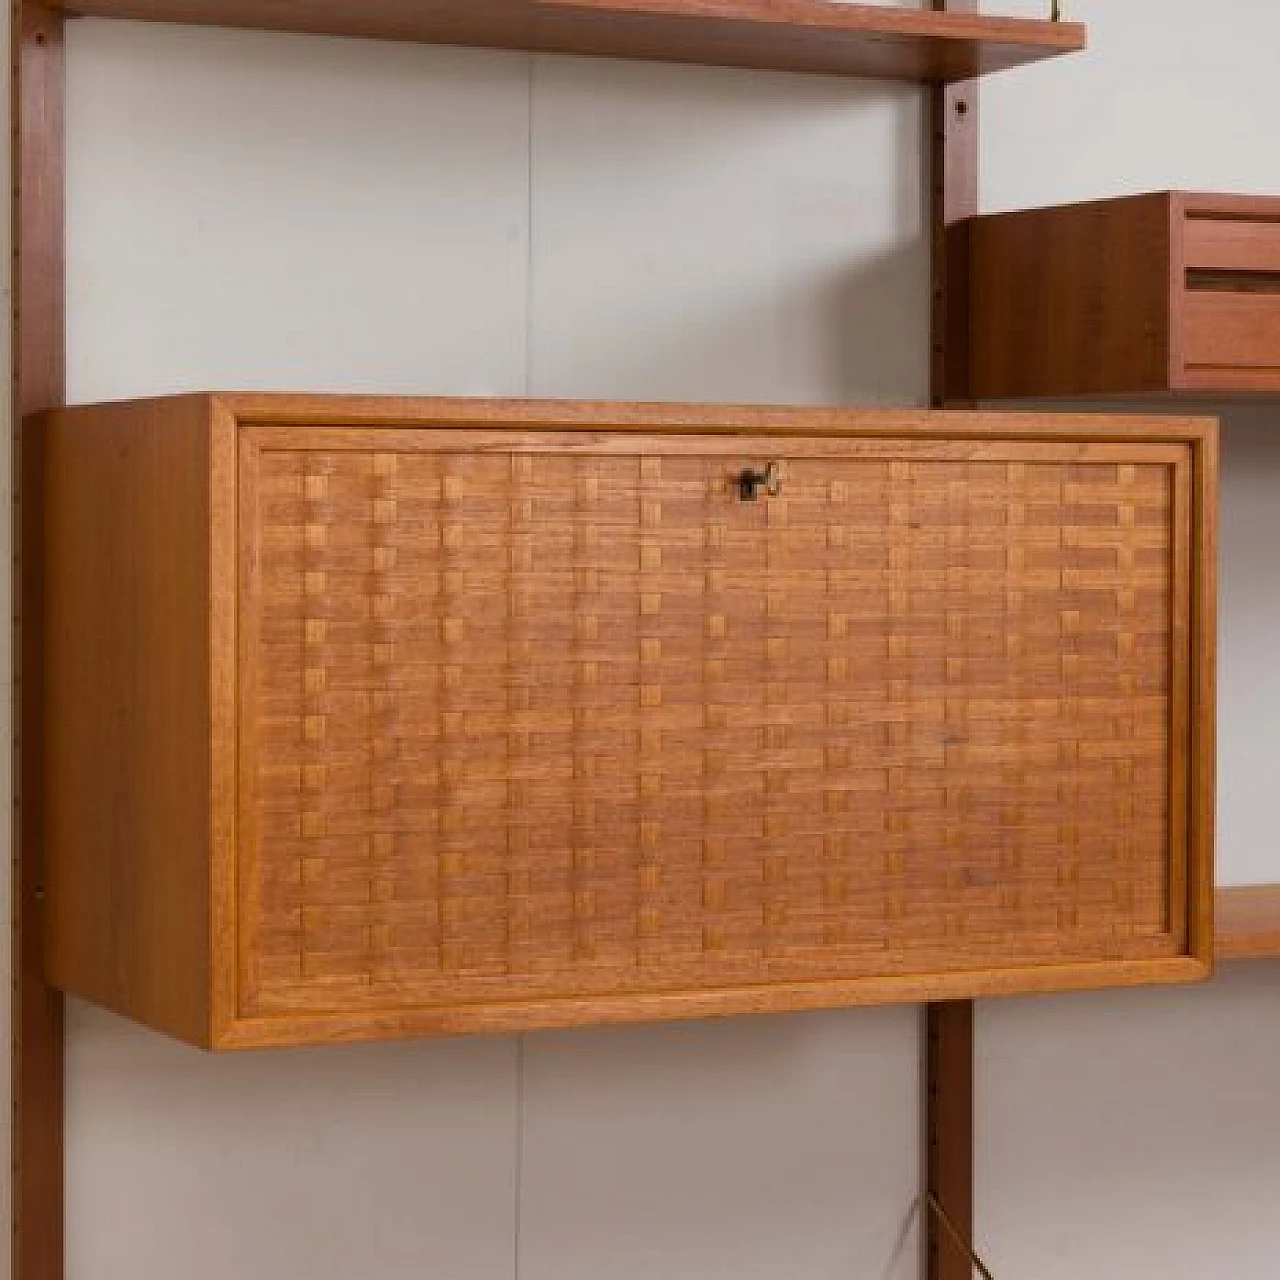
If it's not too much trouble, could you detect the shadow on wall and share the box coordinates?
[979,961,1280,1280]
[68,22,931,405]
[66,998,922,1280]
[526,54,928,405]
[530,240,929,407]
[1217,408,1280,886]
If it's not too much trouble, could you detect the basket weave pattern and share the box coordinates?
[243,446,1177,1016]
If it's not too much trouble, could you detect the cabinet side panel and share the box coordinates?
[43,396,214,1047]
[969,195,1172,398]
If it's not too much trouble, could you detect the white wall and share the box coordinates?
[33,3,1280,1278]
[984,0,1280,210]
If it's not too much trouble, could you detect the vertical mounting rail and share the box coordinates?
[926,1003,975,1280]
[13,4,66,1280]
[931,0,977,410]
[927,3,977,1280]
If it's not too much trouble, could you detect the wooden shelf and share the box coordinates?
[1217,886,1280,962]
[57,0,1087,82]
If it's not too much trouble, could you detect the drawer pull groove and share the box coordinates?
[1187,268,1280,295]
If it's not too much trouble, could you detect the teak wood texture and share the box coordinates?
[926,999,974,1280]
[965,192,1280,398]
[926,7,978,1274]
[41,396,1217,1051]
[14,6,67,1280]
[1216,885,1280,961]
[51,0,1086,82]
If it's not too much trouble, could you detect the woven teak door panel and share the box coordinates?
[239,428,1196,1026]
[41,397,1215,1049]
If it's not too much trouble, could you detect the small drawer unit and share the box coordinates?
[966,192,1280,397]
[41,395,1217,1050]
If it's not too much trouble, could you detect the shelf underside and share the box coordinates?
[59,0,1087,82]
[1217,886,1280,962]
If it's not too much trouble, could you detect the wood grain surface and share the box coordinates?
[967,193,1175,399]
[40,396,1216,1050]
[927,1001,973,1280]
[54,0,1086,82]
[928,7,978,1274]
[14,6,66,1280]
[1216,886,1280,961]
[43,397,219,1046]
[967,191,1280,396]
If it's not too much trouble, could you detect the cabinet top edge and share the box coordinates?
[38,393,1220,446]
[971,191,1280,224]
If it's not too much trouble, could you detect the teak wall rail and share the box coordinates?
[15,7,65,1280]
[3,3,1266,1280]
[927,9,978,1274]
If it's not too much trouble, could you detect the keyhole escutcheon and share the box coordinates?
[737,462,782,503]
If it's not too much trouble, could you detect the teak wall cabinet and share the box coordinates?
[40,395,1217,1051]
[966,191,1280,398]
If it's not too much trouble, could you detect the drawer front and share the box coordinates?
[1182,292,1280,373]
[1184,212,1280,274]
[1180,210,1280,384]
[236,429,1199,1031]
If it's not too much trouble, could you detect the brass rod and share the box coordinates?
[926,1192,998,1280]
